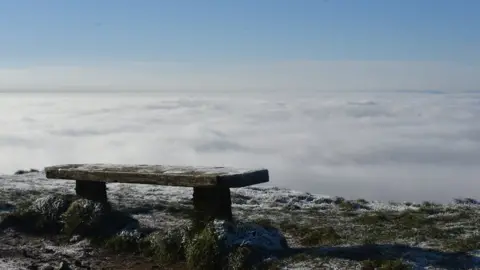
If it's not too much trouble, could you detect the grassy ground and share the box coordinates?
[245,198,480,269]
[1,174,480,269]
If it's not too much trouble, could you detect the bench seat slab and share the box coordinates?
[45,164,269,188]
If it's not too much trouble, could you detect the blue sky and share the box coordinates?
[0,0,479,91]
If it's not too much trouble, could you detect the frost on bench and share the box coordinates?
[44,164,269,224]
[44,164,268,188]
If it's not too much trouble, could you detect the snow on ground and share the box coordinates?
[1,171,480,269]
[0,260,22,270]
[0,171,428,212]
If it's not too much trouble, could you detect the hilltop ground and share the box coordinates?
[0,171,479,270]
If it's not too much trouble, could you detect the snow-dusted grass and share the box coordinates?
[1,171,479,269]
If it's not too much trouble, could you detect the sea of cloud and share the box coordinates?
[1,91,479,202]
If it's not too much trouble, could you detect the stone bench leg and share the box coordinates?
[75,180,108,203]
[193,187,233,226]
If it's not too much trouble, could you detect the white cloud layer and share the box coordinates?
[2,91,480,202]
[0,61,479,92]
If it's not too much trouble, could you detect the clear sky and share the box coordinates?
[1,0,479,92]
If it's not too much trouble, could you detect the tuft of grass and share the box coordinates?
[103,235,141,253]
[339,201,358,211]
[431,210,472,223]
[446,233,480,252]
[421,201,438,207]
[90,222,190,265]
[148,230,186,264]
[388,201,400,206]
[417,203,443,215]
[227,246,253,270]
[60,199,134,238]
[423,225,448,239]
[0,199,62,234]
[252,218,276,229]
[350,208,460,245]
[333,197,346,205]
[99,223,283,269]
[356,198,369,205]
[316,197,334,204]
[185,226,221,270]
[255,259,282,270]
[164,203,195,219]
[338,199,371,213]
[300,226,341,246]
[61,200,104,237]
[394,210,432,228]
[361,235,379,245]
[361,259,411,270]
[278,219,299,233]
[228,245,283,270]
[0,209,50,234]
[355,211,392,225]
[454,198,479,205]
[287,253,313,263]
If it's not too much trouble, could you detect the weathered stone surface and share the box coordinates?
[45,164,269,188]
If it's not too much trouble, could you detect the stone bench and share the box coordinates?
[44,164,269,224]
